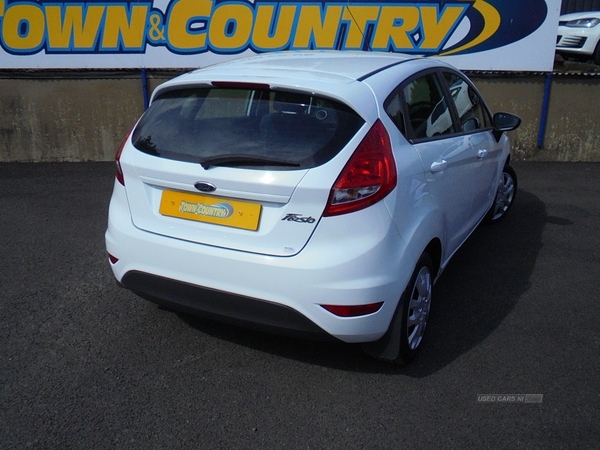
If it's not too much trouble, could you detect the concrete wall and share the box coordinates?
[544,76,600,161]
[0,72,162,162]
[471,73,600,162]
[0,70,598,162]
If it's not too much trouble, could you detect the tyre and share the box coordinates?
[484,164,517,224]
[361,252,434,365]
[593,41,600,66]
[392,253,434,365]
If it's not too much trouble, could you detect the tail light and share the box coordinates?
[321,302,384,317]
[115,131,131,186]
[323,120,397,216]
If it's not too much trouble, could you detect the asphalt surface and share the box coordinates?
[1,162,599,449]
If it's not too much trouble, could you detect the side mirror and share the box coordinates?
[493,112,521,132]
[492,112,521,141]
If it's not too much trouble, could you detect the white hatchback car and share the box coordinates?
[556,11,600,64]
[106,51,520,364]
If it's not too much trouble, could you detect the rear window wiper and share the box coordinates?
[200,154,301,169]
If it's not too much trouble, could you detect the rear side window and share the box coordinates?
[132,87,364,169]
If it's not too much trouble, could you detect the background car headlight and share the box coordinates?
[565,18,600,28]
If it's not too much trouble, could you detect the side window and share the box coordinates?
[403,73,455,140]
[443,72,491,132]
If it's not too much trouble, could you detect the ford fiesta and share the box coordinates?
[106,51,520,364]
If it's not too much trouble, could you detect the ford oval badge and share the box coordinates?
[194,181,216,193]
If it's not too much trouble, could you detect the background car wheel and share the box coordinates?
[392,253,434,365]
[484,164,517,224]
[593,41,600,65]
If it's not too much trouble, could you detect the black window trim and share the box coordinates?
[384,67,494,145]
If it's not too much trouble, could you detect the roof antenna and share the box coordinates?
[344,2,372,52]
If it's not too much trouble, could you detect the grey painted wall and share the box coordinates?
[1,70,599,162]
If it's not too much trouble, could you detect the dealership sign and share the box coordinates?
[0,0,560,70]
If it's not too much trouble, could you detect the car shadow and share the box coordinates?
[177,189,547,376]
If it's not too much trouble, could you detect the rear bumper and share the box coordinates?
[120,271,336,341]
[105,182,415,343]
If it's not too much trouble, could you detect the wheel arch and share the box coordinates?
[361,241,439,362]
[593,39,600,65]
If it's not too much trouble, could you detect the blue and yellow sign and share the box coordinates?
[0,0,560,70]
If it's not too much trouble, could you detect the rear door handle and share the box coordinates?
[430,159,448,173]
[477,149,488,159]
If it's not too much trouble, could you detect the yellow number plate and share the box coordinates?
[159,190,262,231]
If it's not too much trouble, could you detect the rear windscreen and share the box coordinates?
[131,87,365,169]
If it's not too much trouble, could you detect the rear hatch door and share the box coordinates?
[120,84,365,256]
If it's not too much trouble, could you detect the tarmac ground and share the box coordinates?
[1,162,599,449]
